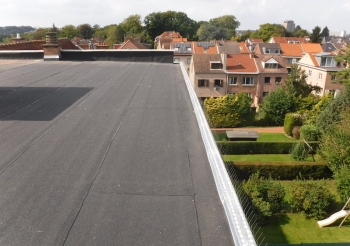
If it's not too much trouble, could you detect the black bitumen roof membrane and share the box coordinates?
[0,60,234,246]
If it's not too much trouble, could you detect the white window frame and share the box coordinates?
[308,70,312,76]
[242,77,254,86]
[275,77,282,84]
[264,63,278,68]
[187,58,191,64]
[318,73,323,80]
[229,77,238,85]
[173,58,180,64]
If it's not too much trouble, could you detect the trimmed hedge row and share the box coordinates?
[216,141,319,155]
[226,161,332,180]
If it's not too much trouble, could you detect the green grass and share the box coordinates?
[214,133,296,142]
[259,180,350,244]
[222,154,315,162]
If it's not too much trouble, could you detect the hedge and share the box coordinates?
[216,141,319,155]
[226,161,332,180]
[284,113,301,137]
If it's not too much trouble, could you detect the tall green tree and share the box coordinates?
[259,87,295,125]
[250,23,286,42]
[321,26,330,37]
[208,15,240,38]
[77,24,93,39]
[309,26,322,43]
[120,14,144,37]
[144,11,198,42]
[285,64,322,98]
[293,25,309,37]
[334,46,350,85]
[59,25,77,39]
[104,25,124,47]
[197,23,228,41]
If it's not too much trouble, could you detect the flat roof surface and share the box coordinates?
[226,130,259,139]
[0,60,233,245]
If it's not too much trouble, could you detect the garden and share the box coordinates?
[204,49,350,245]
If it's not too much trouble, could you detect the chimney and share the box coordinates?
[221,52,227,70]
[43,24,61,61]
[12,33,25,43]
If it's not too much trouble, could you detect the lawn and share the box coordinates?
[259,180,350,244]
[214,133,296,142]
[222,154,315,162]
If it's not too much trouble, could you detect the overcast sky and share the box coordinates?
[1,0,349,33]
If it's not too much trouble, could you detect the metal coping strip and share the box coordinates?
[179,62,257,246]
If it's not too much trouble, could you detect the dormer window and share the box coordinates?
[263,58,279,69]
[210,61,223,70]
[320,57,335,67]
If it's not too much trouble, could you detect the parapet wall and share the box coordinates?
[60,50,173,63]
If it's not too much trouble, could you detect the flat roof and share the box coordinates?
[0,60,233,245]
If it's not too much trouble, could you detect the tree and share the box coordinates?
[321,26,330,37]
[59,25,77,39]
[259,87,295,125]
[120,14,144,37]
[334,45,350,85]
[293,25,309,37]
[204,94,251,128]
[104,25,124,47]
[250,23,286,42]
[196,23,228,41]
[77,24,93,39]
[318,108,350,172]
[309,26,322,43]
[144,11,198,42]
[209,15,240,39]
[285,64,322,98]
[235,30,252,42]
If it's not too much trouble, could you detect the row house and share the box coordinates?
[189,51,289,107]
[298,52,346,96]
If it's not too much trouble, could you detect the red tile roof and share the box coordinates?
[193,42,218,54]
[226,54,257,72]
[238,42,249,53]
[271,37,309,43]
[280,43,304,57]
[301,43,323,53]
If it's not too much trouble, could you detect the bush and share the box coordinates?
[227,161,332,180]
[217,141,319,155]
[243,172,285,225]
[292,126,300,139]
[300,124,320,141]
[290,141,308,161]
[288,179,334,219]
[334,166,350,202]
[284,113,301,136]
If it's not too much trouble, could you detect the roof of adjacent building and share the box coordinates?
[193,42,218,54]
[301,43,323,53]
[172,42,193,54]
[269,36,309,43]
[280,43,322,57]
[192,54,224,73]
[226,54,258,73]
[0,38,79,50]
[322,43,338,53]
[216,40,241,54]
[246,38,264,44]
[254,43,281,54]
[238,42,250,53]
[117,37,148,49]
[254,54,288,73]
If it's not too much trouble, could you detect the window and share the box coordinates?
[287,68,292,74]
[173,58,180,64]
[198,79,208,87]
[275,77,282,84]
[263,92,269,97]
[187,47,192,51]
[211,62,223,69]
[187,58,191,64]
[214,79,223,87]
[265,63,278,68]
[320,57,334,67]
[318,73,323,80]
[242,77,254,85]
[247,93,252,98]
[331,74,337,81]
[287,58,297,64]
[265,49,270,53]
[229,77,238,85]
[308,70,312,76]
[264,77,271,84]
[275,49,280,54]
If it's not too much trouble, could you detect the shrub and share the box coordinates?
[217,141,319,155]
[284,113,301,136]
[243,172,285,225]
[300,124,320,141]
[334,166,350,202]
[290,141,308,161]
[227,161,332,180]
[288,179,334,219]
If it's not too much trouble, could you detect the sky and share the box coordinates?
[1,0,349,34]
